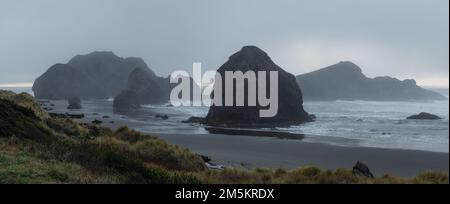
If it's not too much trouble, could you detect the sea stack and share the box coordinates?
[122,67,168,104]
[296,61,446,101]
[112,67,170,112]
[67,96,82,109]
[33,64,97,99]
[205,46,311,127]
[33,52,154,99]
[113,90,140,113]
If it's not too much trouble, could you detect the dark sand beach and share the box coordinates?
[46,99,449,178]
[155,133,449,178]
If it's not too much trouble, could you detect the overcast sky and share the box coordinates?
[0,0,448,87]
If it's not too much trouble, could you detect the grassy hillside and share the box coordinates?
[0,92,448,184]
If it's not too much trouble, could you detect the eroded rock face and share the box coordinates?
[296,61,447,101]
[407,112,442,120]
[205,46,311,127]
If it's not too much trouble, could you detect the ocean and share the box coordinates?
[3,87,449,153]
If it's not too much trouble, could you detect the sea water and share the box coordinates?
[146,100,449,153]
[281,100,449,153]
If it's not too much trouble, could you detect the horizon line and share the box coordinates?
[0,83,34,88]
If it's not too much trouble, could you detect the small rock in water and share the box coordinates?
[156,114,169,120]
[102,115,110,119]
[92,119,103,125]
[67,96,82,109]
[182,117,206,124]
[66,113,84,119]
[407,112,442,120]
[352,161,374,178]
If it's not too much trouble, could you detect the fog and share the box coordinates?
[0,0,448,87]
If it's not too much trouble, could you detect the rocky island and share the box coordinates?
[296,61,447,101]
[205,46,312,127]
[33,51,163,100]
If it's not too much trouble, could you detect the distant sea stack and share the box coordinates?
[33,52,154,99]
[205,46,311,127]
[113,90,140,113]
[296,61,447,101]
[32,64,98,99]
[67,96,82,109]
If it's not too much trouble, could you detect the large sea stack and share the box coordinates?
[205,46,311,127]
[33,64,98,99]
[33,52,154,99]
[296,61,446,101]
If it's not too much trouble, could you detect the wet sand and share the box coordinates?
[155,133,449,177]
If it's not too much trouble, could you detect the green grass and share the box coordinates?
[0,138,124,184]
[197,166,448,184]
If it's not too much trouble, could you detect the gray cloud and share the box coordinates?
[0,0,448,87]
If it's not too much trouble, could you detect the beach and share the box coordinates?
[155,133,448,178]
[37,98,450,178]
[75,114,449,178]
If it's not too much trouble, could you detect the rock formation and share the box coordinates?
[407,112,442,120]
[33,64,98,99]
[296,61,447,101]
[33,52,156,99]
[67,96,82,109]
[123,68,168,104]
[113,90,140,113]
[205,46,311,127]
[111,67,171,112]
[353,161,374,178]
[112,68,203,112]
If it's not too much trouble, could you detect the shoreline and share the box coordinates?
[154,133,448,178]
[41,99,449,177]
[70,110,448,178]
